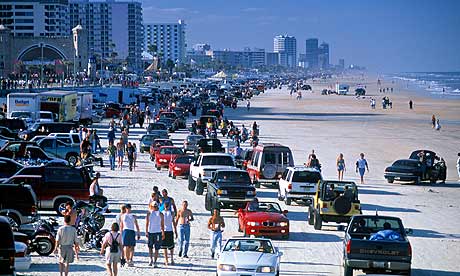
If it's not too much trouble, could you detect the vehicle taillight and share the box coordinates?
[322,202,328,208]
[15,251,25,258]
[9,256,14,268]
[408,243,412,257]
[354,205,360,210]
[31,205,37,214]
[346,240,352,254]
[287,184,292,190]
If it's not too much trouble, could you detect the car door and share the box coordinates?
[39,138,56,156]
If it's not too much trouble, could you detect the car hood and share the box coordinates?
[202,165,235,170]
[244,211,287,222]
[219,251,277,268]
[385,165,421,173]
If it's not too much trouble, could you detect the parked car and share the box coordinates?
[154,146,184,170]
[14,241,31,271]
[146,122,167,132]
[237,201,289,239]
[157,118,178,132]
[343,215,412,276]
[0,118,28,135]
[0,126,18,140]
[246,143,294,188]
[0,216,15,275]
[0,142,68,166]
[168,155,194,179]
[159,111,186,129]
[0,184,38,226]
[146,130,170,140]
[37,137,80,166]
[3,165,91,214]
[19,122,76,140]
[308,180,361,230]
[149,139,174,161]
[47,133,81,146]
[278,166,322,206]
[0,157,23,180]
[139,134,160,153]
[195,138,224,156]
[205,169,256,213]
[183,134,204,153]
[217,238,282,276]
[384,150,446,184]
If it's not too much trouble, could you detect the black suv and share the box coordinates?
[205,169,256,213]
[0,216,15,275]
[0,184,38,226]
[195,138,224,157]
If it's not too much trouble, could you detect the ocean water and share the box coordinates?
[391,72,460,98]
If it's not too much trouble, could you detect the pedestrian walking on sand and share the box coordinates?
[456,153,460,181]
[208,209,225,259]
[175,201,194,258]
[115,204,126,226]
[120,204,140,267]
[55,215,79,276]
[107,141,116,170]
[409,100,413,109]
[246,100,251,111]
[431,115,436,128]
[116,139,124,169]
[355,153,369,184]
[336,153,346,181]
[145,201,164,267]
[126,142,135,171]
[132,143,137,169]
[435,119,441,131]
[161,202,177,265]
[100,222,124,276]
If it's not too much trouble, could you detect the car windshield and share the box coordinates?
[248,202,282,213]
[292,171,322,183]
[216,171,250,184]
[11,111,32,118]
[160,113,177,119]
[154,140,173,147]
[187,135,203,142]
[223,239,274,254]
[175,156,194,164]
[350,217,404,235]
[159,148,183,155]
[142,136,157,142]
[201,156,234,166]
[149,123,166,130]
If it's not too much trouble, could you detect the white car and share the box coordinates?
[278,166,322,206]
[15,241,31,271]
[217,238,282,276]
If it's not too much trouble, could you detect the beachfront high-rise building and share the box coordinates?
[193,43,210,52]
[144,20,186,64]
[273,35,297,68]
[305,38,319,69]
[209,48,265,68]
[318,42,329,69]
[0,0,69,37]
[266,52,279,66]
[338,58,345,69]
[69,0,144,72]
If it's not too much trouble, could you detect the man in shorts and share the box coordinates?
[145,201,164,267]
[355,153,369,184]
[55,215,79,276]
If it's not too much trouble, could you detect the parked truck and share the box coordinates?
[6,93,41,122]
[39,91,78,122]
[76,92,93,125]
[336,83,350,95]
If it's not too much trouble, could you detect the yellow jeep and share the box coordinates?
[308,180,361,230]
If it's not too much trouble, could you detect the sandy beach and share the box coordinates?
[24,74,460,276]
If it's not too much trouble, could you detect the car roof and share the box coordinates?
[322,180,356,186]
[394,159,420,163]
[352,214,402,221]
[226,237,272,242]
[287,166,321,172]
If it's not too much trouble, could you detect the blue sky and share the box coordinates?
[141,0,460,73]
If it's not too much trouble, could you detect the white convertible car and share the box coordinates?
[217,238,282,276]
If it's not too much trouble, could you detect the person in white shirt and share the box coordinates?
[355,153,369,184]
[145,201,164,267]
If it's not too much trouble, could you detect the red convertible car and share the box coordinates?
[168,155,195,179]
[237,201,289,239]
[154,146,184,170]
[149,139,173,161]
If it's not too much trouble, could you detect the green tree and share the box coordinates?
[166,58,175,75]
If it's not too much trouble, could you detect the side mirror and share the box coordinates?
[405,228,413,235]
[283,210,288,215]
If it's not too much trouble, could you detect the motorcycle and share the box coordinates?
[13,217,58,256]
[78,216,109,250]
[60,201,107,232]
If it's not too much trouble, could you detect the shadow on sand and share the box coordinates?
[361,203,420,213]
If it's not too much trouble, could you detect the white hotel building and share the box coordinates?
[144,20,186,64]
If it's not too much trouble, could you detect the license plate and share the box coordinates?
[373,261,385,268]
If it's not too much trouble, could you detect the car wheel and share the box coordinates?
[243,227,249,237]
[172,174,176,179]
[4,213,20,228]
[156,164,161,171]
[282,234,289,240]
[343,262,353,276]
[150,155,154,161]
[188,175,196,191]
[284,193,291,206]
[205,193,211,211]
[387,177,394,183]
[168,170,171,177]
[415,177,421,185]
[67,153,79,166]
[54,198,71,215]
[35,237,55,256]
[314,210,322,230]
[308,206,314,225]
[196,178,204,195]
